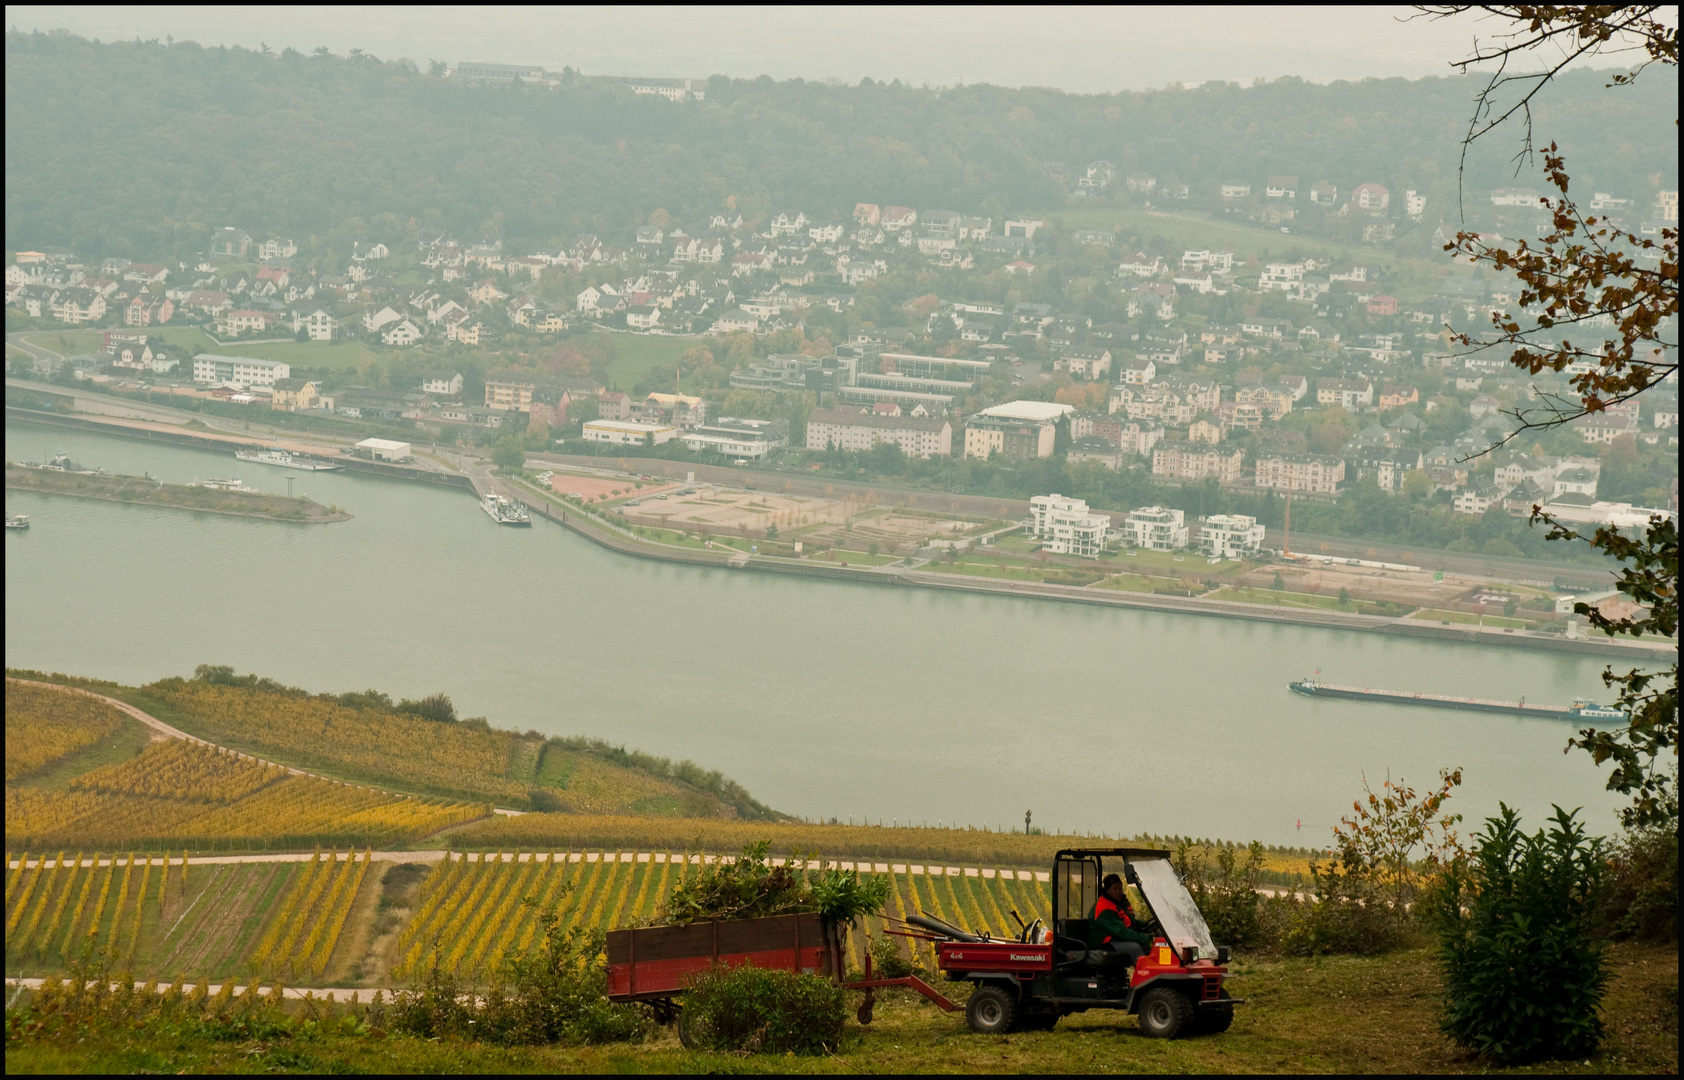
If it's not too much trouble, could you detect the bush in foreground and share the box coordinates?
[682,964,845,1055]
[1426,804,1608,1065]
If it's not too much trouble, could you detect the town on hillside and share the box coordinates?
[7,138,1677,543]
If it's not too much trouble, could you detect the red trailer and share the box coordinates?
[605,911,956,1035]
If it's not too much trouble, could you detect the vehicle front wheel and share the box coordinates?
[1136,986,1195,1039]
[1195,988,1234,1035]
[966,985,1017,1035]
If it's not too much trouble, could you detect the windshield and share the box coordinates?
[1130,857,1217,957]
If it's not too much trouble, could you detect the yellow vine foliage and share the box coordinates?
[142,680,530,803]
[5,681,126,779]
[71,740,285,803]
[6,772,484,851]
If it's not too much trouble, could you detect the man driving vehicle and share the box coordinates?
[1089,872,1155,963]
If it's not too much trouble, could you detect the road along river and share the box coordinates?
[5,419,1628,846]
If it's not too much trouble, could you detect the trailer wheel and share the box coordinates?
[1136,987,1195,1039]
[966,985,1017,1035]
[677,1007,710,1049]
[1195,989,1234,1035]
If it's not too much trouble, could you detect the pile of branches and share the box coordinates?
[661,840,889,927]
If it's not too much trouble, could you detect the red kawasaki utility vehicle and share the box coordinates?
[893,847,1239,1038]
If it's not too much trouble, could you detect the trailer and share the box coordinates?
[605,910,956,1041]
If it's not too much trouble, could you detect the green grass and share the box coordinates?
[7,943,1676,1074]
[1409,608,1529,629]
[1210,587,1354,611]
[592,332,704,390]
[1093,573,1159,593]
[818,549,904,567]
[925,559,1047,582]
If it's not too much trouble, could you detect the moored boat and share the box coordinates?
[482,492,531,526]
[234,445,344,471]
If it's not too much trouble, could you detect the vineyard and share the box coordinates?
[383,850,1053,984]
[137,679,535,804]
[445,813,1320,883]
[249,849,373,980]
[3,850,189,970]
[5,680,127,779]
[6,736,487,851]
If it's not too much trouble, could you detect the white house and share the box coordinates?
[382,318,424,346]
[192,354,290,389]
[582,418,678,446]
[1121,506,1188,551]
[1200,514,1267,559]
[422,371,464,397]
[1029,494,1111,559]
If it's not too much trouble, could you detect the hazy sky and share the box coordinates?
[4,5,1646,92]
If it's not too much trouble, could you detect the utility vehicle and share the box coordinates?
[894,847,1239,1038]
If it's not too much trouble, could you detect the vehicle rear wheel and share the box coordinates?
[1195,989,1234,1035]
[966,985,1017,1035]
[1136,986,1195,1039]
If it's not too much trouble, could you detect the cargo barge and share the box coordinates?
[1289,680,1626,721]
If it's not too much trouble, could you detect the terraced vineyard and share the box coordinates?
[7,850,1055,986]
[383,852,1053,982]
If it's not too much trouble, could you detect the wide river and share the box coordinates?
[5,420,1627,846]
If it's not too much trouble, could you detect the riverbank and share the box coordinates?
[508,477,1671,662]
[8,405,1668,660]
[5,464,351,523]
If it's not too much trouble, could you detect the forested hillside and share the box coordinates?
[5,29,1676,259]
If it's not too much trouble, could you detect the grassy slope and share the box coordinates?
[7,943,1676,1074]
[593,332,702,391]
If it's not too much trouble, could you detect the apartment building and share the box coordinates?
[1029,494,1111,558]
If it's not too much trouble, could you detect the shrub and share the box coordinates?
[1174,841,1264,949]
[393,910,647,1046]
[682,964,845,1054]
[1425,805,1608,1065]
[869,933,914,978]
[1597,825,1677,942]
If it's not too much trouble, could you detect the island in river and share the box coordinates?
[5,463,351,523]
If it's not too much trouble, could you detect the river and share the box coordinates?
[4,419,1627,846]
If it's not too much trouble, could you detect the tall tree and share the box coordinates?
[1421,5,1678,827]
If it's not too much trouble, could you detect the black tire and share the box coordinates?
[1136,986,1195,1039]
[1195,989,1234,1035]
[677,1007,709,1049]
[966,984,1017,1035]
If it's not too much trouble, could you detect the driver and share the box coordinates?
[1089,872,1154,964]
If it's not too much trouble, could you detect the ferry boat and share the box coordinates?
[189,477,257,492]
[4,515,29,530]
[234,445,344,471]
[1289,680,1627,721]
[482,492,531,526]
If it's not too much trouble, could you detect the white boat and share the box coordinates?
[4,515,29,530]
[189,477,257,492]
[40,451,102,474]
[482,492,531,526]
[234,445,343,471]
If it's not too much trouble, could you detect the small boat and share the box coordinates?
[189,477,257,492]
[482,492,531,526]
[234,445,344,471]
[4,515,29,530]
[41,451,102,474]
